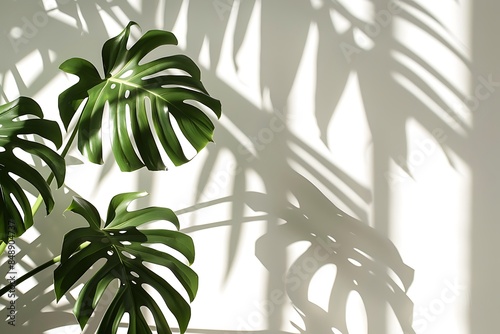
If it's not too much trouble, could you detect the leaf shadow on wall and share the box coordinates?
[250,178,415,334]
[0,0,469,332]
[314,0,467,238]
[176,76,415,333]
[0,0,181,104]
[181,0,468,333]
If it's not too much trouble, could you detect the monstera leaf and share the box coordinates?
[58,21,221,171]
[54,192,197,334]
[0,97,65,242]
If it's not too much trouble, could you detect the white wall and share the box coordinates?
[1,0,497,333]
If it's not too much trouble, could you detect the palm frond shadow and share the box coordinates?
[315,0,467,172]
[0,1,130,101]
[185,0,232,71]
[0,0,182,104]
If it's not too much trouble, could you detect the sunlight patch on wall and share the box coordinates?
[198,35,211,69]
[287,21,317,133]
[288,141,371,222]
[353,27,375,51]
[307,263,337,313]
[386,301,407,334]
[14,275,38,296]
[97,5,129,38]
[390,68,470,135]
[389,119,471,334]
[191,148,239,205]
[34,72,76,123]
[15,49,44,89]
[337,0,374,24]
[392,4,472,132]
[47,49,57,63]
[189,219,271,331]
[346,290,368,333]
[42,0,82,31]
[18,255,37,271]
[110,4,136,32]
[245,168,266,195]
[1,71,20,102]
[395,1,471,64]
[233,0,261,106]
[40,0,58,11]
[325,71,373,191]
[19,226,41,244]
[168,0,189,50]
[214,0,262,108]
[330,8,351,35]
[413,1,472,54]
[126,0,143,14]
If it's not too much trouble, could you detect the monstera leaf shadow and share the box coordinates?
[236,0,314,107]
[182,171,414,333]
[247,178,415,334]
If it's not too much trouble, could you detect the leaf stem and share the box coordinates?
[0,256,60,297]
[0,242,90,297]
[31,118,80,218]
[59,118,81,160]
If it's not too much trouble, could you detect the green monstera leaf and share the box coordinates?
[0,97,65,242]
[59,21,221,171]
[54,192,197,334]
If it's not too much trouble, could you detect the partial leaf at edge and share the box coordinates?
[0,97,65,242]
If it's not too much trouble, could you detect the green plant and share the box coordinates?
[0,21,221,333]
